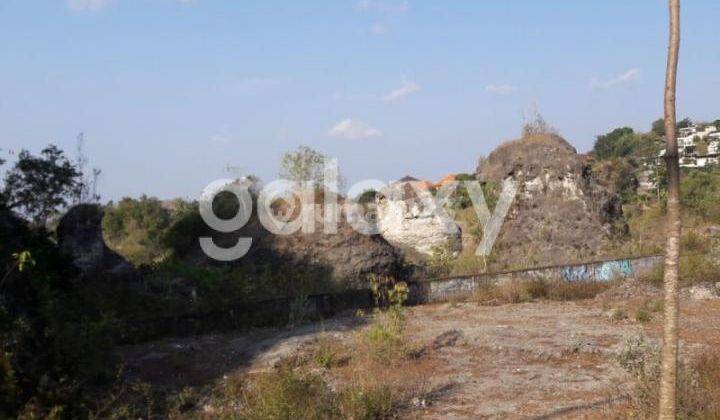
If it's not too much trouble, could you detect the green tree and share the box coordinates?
[357,189,378,204]
[676,117,692,129]
[680,168,720,223]
[102,196,173,265]
[279,145,327,187]
[713,119,720,130]
[3,145,81,226]
[652,118,666,137]
[592,127,641,160]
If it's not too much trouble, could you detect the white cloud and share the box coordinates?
[485,84,518,95]
[327,118,382,140]
[67,0,112,11]
[356,0,409,14]
[382,78,420,102]
[590,68,641,89]
[369,22,388,36]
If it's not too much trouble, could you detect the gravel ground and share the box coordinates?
[120,282,720,419]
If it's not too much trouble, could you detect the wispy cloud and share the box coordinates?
[485,84,518,95]
[590,68,641,89]
[67,0,112,11]
[327,118,382,140]
[356,0,409,14]
[382,78,420,102]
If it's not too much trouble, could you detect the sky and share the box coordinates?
[1,0,719,201]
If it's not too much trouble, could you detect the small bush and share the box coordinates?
[237,366,338,420]
[611,308,628,321]
[620,336,720,418]
[427,242,454,277]
[641,255,720,287]
[365,319,404,363]
[635,308,651,323]
[364,282,408,364]
[102,196,174,266]
[681,230,710,253]
[650,299,664,313]
[339,384,394,420]
[313,335,345,369]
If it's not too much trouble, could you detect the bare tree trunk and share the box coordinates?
[659,0,681,418]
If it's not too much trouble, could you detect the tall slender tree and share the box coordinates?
[659,0,681,418]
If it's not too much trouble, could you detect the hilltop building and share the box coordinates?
[657,123,720,168]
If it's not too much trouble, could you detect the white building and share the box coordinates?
[656,123,720,168]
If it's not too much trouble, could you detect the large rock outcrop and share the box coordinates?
[476,134,625,268]
[376,181,462,257]
[258,218,402,289]
[57,204,138,280]
[171,197,403,290]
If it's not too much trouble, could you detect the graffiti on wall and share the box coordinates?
[560,265,590,282]
[560,259,634,282]
[594,260,633,281]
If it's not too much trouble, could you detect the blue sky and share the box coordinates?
[1,0,718,201]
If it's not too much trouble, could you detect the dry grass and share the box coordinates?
[210,304,429,419]
[312,334,348,369]
[228,366,338,420]
[619,336,720,419]
[474,278,613,305]
[640,253,720,287]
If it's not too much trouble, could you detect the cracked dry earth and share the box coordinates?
[120,284,720,419]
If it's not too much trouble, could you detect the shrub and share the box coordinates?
[237,366,338,420]
[619,335,720,418]
[102,196,173,266]
[611,308,628,321]
[312,335,345,369]
[681,167,720,223]
[288,294,310,328]
[364,281,408,364]
[545,280,611,301]
[365,321,403,364]
[592,127,643,160]
[641,254,720,287]
[635,308,651,323]
[427,242,454,277]
[357,189,378,205]
[338,384,394,420]
[475,279,611,305]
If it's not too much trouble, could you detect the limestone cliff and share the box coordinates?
[476,134,625,268]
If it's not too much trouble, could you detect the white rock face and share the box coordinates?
[521,172,584,201]
[376,182,462,256]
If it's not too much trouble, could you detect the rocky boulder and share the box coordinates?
[476,134,625,268]
[57,204,138,280]
[171,200,404,290]
[376,181,462,257]
[258,218,403,289]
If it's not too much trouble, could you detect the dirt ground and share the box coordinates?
[120,281,720,419]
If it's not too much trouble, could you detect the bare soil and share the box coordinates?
[120,282,720,418]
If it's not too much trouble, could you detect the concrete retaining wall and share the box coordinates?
[128,254,664,341]
[407,254,663,304]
